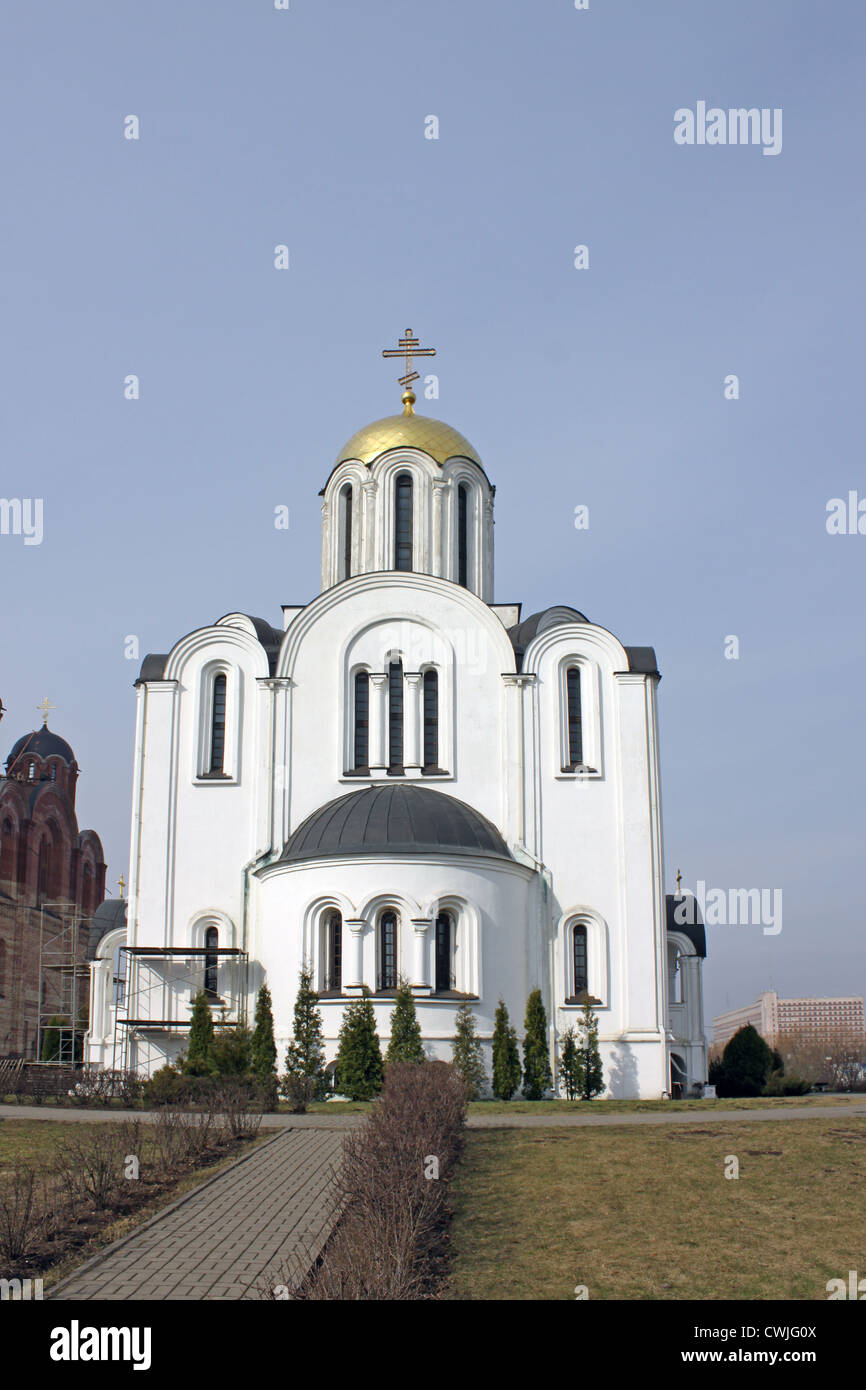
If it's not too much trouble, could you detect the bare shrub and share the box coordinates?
[0,1165,53,1262]
[215,1081,262,1140]
[151,1109,188,1174]
[55,1127,129,1211]
[291,1060,466,1300]
[281,1075,316,1114]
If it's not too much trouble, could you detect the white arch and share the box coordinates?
[557,906,610,1008]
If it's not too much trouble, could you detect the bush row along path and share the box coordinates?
[48,1127,347,1301]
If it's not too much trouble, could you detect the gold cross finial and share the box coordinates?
[118,873,126,900]
[382,328,436,414]
[37,697,55,726]
[676,868,682,894]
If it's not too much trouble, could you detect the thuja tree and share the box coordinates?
[522,988,553,1100]
[713,1023,773,1098]
[559,1026,579,1101]
[250,983,278,1108]
[336,992,383,1101]
[573,999,604,1101]
[386,977,425,1065]
[184,990,216,1076]
[284,965,328,1100]
[451,1001,487,1100]
[491,999,521,1101]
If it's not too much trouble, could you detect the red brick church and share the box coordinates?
[0,700,107,1058]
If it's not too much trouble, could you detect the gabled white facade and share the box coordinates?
[88,403,707,1097]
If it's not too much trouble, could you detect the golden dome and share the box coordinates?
[337,410,481,467]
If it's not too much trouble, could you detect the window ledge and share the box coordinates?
[193,773,235,785]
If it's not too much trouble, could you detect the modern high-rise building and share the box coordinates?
[713,991,864,1049]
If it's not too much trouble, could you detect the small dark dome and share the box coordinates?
[85,898,127,959]
[508,607,588,669]
[666,894,707,958]
[281,784,512,863]
[6,725,76,770]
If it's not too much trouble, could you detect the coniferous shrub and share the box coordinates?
[715,1024,774,1098]
[491,999,521,1101]
[573,998,605,1100]
[250,984,278,1109]
[451,1001,487,1100]
[283,965,328,1102]
[386,978,425,1065]
[335,993,383,1101]
[210,1025,252,1078]
[559,1026,579,1101]
[184,991,216,1076]
[522,988,553,1100]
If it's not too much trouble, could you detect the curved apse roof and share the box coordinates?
[280,784,512,863]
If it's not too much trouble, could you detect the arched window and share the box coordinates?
[325,911,342,993]
[394,473,413,571]
[435,912,454,993]
[49,763,57,782]
[204,925,219,997]
[340,483,353,580]
[82,862,93,916]
[28,761,35,782]
[113,943,127,1007]
[572,924,588,997]
[378,911,397,991]
[422,669,439,772]
[37,838,51,903]
[0,939,6,997]
[565,666,583,770]
[0,819,15,884]
[457,483,469,588]
[353,671,369,772]
[209,674,227,774]
[388,660,404,773]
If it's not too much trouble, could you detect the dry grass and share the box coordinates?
[446,1117,866,1300]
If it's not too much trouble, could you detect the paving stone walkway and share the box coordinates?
[50,1127,345,1301]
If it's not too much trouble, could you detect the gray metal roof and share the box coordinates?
[666,894,707,957]
[85,897,127,959]
[6,726,76,769]
[280,784,513,863]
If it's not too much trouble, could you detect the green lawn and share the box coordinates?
[446,1117,866,1300]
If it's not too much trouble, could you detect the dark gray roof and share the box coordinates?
[6,726,76,769]
[666,894,707,957]
[507,608,589,669]
[624,646,660,677]
[281,784,513,863]
[85,897,127,959]
[136,615,284,685]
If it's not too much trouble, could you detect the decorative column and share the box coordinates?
[431,477,448,579]
[361,478,378,574]
[501,672,536,851]
[411,918,433,994]
[404,672,423,770]
[368,672,389,770]
[344,919,367,994]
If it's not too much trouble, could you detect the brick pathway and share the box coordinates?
[50,1128,345,1301]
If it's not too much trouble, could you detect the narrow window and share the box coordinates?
[204,925,219,996]
[573,924,588,997]
[326,912,342,992]
[37,839,50,903]
[566,666,583,769]
[457,483,468,587]
[379,912,397,991]
[340,483,353,580]
[435,912,453,993]
[210,674,227,774]
[353,671,369,771]
[113,944,127,1007]
[50,763,57,782]
[394,473,413,571]
[0,939,6,996]
[388,660,404,773]
[0,820,15,884]
[422,669,439,772]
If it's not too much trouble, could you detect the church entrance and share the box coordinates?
[670,1051,687,1099]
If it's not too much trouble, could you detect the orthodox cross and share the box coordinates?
[382,328,436,394]
[675,868,682,894]
[37,696,56,726]
[118,873,126,900]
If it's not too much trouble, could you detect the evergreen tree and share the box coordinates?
[284,965,327,1100]
[185,990,216,1076]
[451,1001,487,1100]
[718,1024,773,1098]
[522,988,553,1100]
[559,1026,579,1101]
[210,1024,252,1077]
[491,999,521,1101]
[335,992,383,1101]
[250,984,278,1106]
[573,999,604,1100]
[40,1015,66,1062]
[386,977,425,1065]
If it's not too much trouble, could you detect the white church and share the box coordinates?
[87,334,707,1098]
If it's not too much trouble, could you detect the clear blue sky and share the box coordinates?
[1,1,863,1024]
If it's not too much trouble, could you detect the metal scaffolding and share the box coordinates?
[36,900,90,1064]
[112,945,249,1074]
